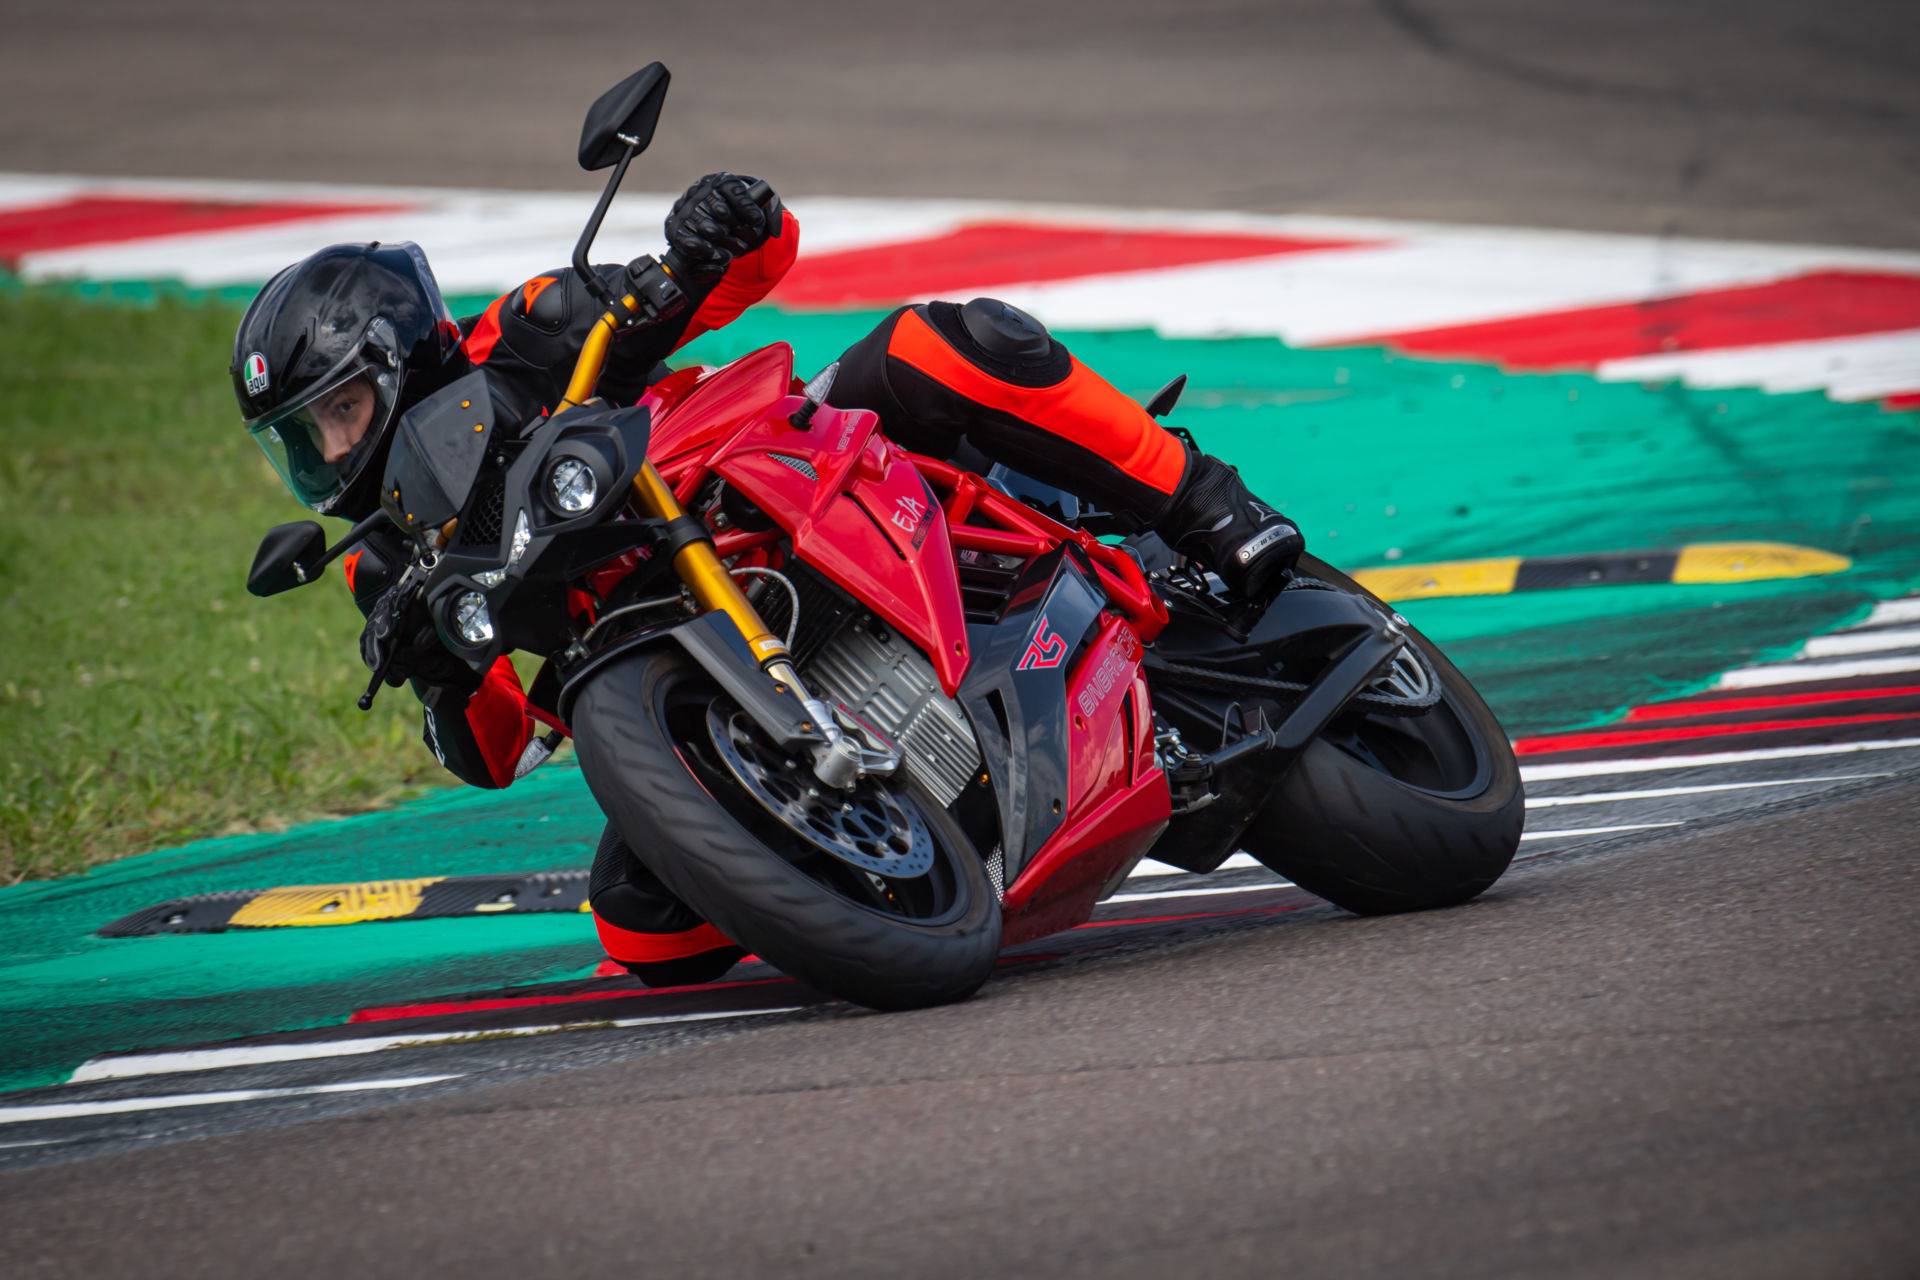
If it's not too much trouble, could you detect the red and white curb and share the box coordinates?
[1514,592,1920,761]
[7,172,1920,406]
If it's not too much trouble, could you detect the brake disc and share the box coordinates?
[705,703,936,879]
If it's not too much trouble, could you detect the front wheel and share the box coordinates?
[570,647,1002,1011]
[1239,556,1524,915]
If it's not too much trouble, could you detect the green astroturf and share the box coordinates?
[2,285,1916,1091]
[0,289,467,886]
[0,765,608,1091]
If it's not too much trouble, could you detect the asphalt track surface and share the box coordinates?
[5,3,1919,1275]
[2,765,1916,1276]
[3,0,1918,248]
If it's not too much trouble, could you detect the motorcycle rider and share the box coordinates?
[232,173,1304,986]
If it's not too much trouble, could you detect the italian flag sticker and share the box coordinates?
[244,351,269,396]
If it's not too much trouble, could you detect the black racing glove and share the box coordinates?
[663,172,772,287]
[359,587,484,695]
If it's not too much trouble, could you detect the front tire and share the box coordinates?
[570,647,1002,1011]
[1239,556,1524,915]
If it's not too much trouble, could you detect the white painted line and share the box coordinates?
[14,173,1920,357]
[1104,881,1292,905]
[1799,628,1920,659]
[69,1006,804,1084]
[0,1076,459,1125]
[1847,598,1920,630]
[1129,853,1263,879]
[1525,774,1890,806]
[991,240,1807,348]
[1518,736,1920,781]
[1596,329,1920,399]
[0,1138,62,1149]
[1520,822,1682,841]
[1713,654,1920,689]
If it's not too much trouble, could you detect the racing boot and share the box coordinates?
[1155,450,1304,599]
[590,824,746,988]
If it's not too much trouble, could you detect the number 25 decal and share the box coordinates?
[1017,613,1066,671]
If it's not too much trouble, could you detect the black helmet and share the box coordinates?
[232,242,459,517]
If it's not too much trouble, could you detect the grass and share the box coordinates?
[0,287,457,884]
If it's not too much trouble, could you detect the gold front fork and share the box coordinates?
[561,297,794,674]
[629,458,791,667]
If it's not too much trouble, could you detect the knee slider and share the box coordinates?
[923,298,1071,388]
[960,297,1052,363]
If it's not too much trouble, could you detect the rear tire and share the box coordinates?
[1239,556,1524,915]
[570,647,1002,1011]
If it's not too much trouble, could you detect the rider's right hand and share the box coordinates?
[663,173,773,286]
[359,588,484,694]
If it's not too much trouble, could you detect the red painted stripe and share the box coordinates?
[1513,711,1918,757]
[346,976,791,1023]
[1622,683,1920,722]
[1079,903,1301,929]
[590,954,760,978]
[1885,392,1920,411]
[771,221,1375,308]
[375,902,1303,1021]
[1354,270,1920,369]
[0,194,407,264]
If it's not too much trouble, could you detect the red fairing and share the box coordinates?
[1001,769,1171,947]
[1000,618,1170,946]
[1063,616,1152,813]
[654,343,973,695]
[646,343,795,470]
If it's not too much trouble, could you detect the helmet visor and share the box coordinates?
[248,364,399,511]
[245,317,403,512]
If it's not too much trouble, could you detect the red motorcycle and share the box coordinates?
[250,64,1523,1010]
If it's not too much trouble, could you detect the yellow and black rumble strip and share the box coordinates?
[98,870,592,938]
[1351,541,1849,603]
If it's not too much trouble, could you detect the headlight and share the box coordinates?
[451,590,494,646]
[547,457,597,514]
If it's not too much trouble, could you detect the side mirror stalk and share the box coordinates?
[572,143,640,308]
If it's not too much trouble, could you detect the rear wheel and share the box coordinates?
[1239,556,1523,915]
[570,647,1001,1011]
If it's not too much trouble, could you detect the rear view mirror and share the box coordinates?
[579,63,670,171]
[247,522,327,596]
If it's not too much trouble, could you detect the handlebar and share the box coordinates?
[742,177,782,224]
